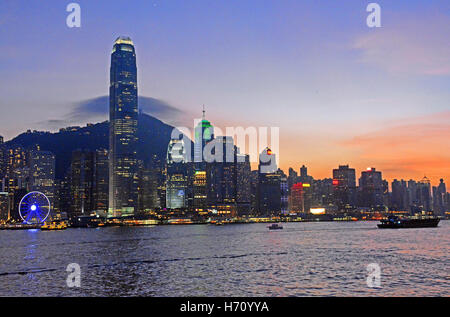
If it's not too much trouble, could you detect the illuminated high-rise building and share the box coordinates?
[257,148,281,216]
[108,36,139,217]
[166,139,187,209]
[194,108,214,165]
[0,191,9,221]
[94,149,109,215]
[70,150,94,217]
[206,136,237,216]
[0,136,5,179]
[236,154,251,216]
[29,150,55,216]
[193,170,207,214]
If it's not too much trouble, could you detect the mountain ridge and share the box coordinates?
[3,113,185,180]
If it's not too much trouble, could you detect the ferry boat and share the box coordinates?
[268,223,283,230]
[41,221,68,231]
[377,216,440,229]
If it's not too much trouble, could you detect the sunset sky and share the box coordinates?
[0,0,449,185]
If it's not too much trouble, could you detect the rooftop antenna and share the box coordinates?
[202,104,206,120]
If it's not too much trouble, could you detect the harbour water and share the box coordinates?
[0,221,448,296]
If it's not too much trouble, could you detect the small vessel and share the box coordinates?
[41,222,68,231]
[268,223,283,230]
[377,216,440,229]
[215,221,224,226]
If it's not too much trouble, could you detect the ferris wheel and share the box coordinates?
[18,191,51,224]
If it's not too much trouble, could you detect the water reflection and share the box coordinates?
[0,221,448,296]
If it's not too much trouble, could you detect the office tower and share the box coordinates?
[250,170,259,215]
[193,170,207,214]
[0,191,9,221]
[138,165,160,215]
[166,139,187,209]
[311,178,334,207]
[206,136,237,216]
[54,177,71,220]
[184,162,195,211]
[416,176,432,213]
[29,150,56,217]
[432,179,446,216]
[289,183,304,213]
[109,36,139,217]
[289,182,313,213]
[194,108,215,164]
[70,150,95,217]
[299,165,313,184]
[0,136,5,179]
[358,168,385,210]
[391,179,409,211]
[407,180,418,212]
[288,168,298,191]
[280,171,289,215]
[94,149,109,215]
[5,146,28,176]
[236,154,251,216]
[258,148,281,216]
[332,165,357,211]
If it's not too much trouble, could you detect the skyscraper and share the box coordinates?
[0,136,5,180]
[206,136,237,216]
[0,191,9,221]
[166,139,187,209]
[108,36,139,217]
[257,148,281,216]
[433,179,447,216]
[332,165,357,210]
[236,154,251,216]
[391,179,409,211]
[417,176,432,213]
[94,149,109,215]
[70,150,95,217]
[29,150,55,216]
[194,108,214,165]
[358,168,385,211]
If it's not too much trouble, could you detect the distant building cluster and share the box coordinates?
[0,37,449,222]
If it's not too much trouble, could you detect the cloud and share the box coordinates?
[38,96,189,129]
[341,111,450,183]
[353,13,450,76]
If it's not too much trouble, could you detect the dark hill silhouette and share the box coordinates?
[4,113,189,179]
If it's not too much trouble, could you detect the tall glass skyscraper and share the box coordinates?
[108,36,139,217]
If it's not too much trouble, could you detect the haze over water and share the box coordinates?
[0,221,448,296]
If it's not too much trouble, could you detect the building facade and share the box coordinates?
[108,36,139,217]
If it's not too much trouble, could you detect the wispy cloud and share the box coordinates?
[353,13,450,76]
[342,111,450,183]
[37,96,189,129]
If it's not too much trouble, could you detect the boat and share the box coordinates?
[41,222,68,231]
[268,223,283,230]
[215,221,224,226]
[377,216,440,229]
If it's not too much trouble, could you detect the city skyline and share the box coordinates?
[0,0,449,184]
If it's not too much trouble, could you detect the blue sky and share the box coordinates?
[0,0,449,181]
